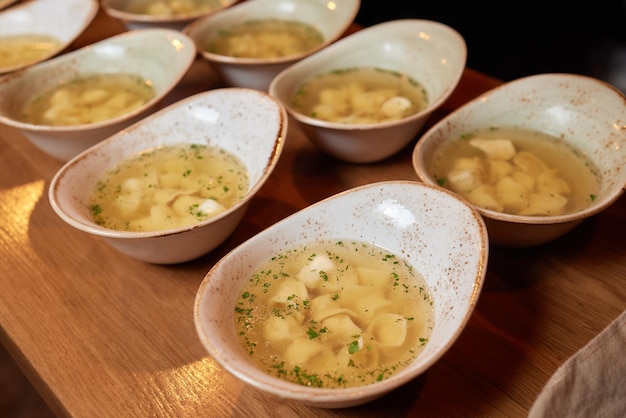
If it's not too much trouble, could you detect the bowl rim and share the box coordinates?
[412,72,626,226]
[194,180,489,405]
[183,0,361,66]
[0,28,196,132]
[48,87,288,240]
[100,0,241,23]
[0,0,99,74]
[268,18,467,131]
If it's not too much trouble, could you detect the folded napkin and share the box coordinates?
[528,310,626,418]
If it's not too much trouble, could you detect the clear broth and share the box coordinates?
[89,143,249,232]
[20,73,155,126]
[205,19,324,59]
[0,34,61,69]
[430,126,599,216]
[291,67,428,125]
[235,240,434,388]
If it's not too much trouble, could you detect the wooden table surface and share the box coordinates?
[1,7,625,418]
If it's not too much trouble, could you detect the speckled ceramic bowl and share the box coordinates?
[269,19,466,163]
[184,0,360,91]
[101,0,241,31]
[0,0,98,74]
[49,88,287,264]
[412,73,626,247]
[195,180,488,408]
[0,28,196,162]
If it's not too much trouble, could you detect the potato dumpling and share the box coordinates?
[205,19,323,59]
[234,240,434,388]
[430,128,599,217]
[311,84,412,124]
[20,73,155,126]
[88,144,248,232]
[448,138,572,215]
[291,67,428,125]
[0,34,61,69]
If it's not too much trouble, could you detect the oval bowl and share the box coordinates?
[0,0,98,74]
[194,180,488,408]
[0,28,196,162]
[269,19,467,163]
[412,73,626,247]
[101,0,241,31]
[49,88,287,265]
[183,0,360,91]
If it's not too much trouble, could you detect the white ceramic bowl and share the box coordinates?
[0,0,98,74]
[0,28,196,162]
[184,0,361,91]
[101,0,241,31]
[49,88,287,264]
[412,73,626,247]
[194,180,488,408]
[269,19,467,163]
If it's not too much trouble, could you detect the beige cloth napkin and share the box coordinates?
[528,310,626,418]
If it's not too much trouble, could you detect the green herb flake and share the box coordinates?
[376,369,389,381]
[90,204,103,216]
[307,326,327,339]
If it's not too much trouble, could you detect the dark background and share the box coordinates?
[355,1,626,91]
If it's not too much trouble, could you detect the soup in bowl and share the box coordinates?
[49,88,287,264]
[184,0,361,91]
[0,29,196,161]
[195,181,488,407]
[269,19,466,163]
[412,73,626,247]
[101,0,240,31]
[0,0,98,74]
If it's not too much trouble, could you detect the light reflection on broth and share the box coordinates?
[0,34,62,69]
[20,73,155,126]
[290,67,428,124]
[430,126,599,216]
[88,143,249,232]
[235,240,434,388]
[205,19,324,59]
